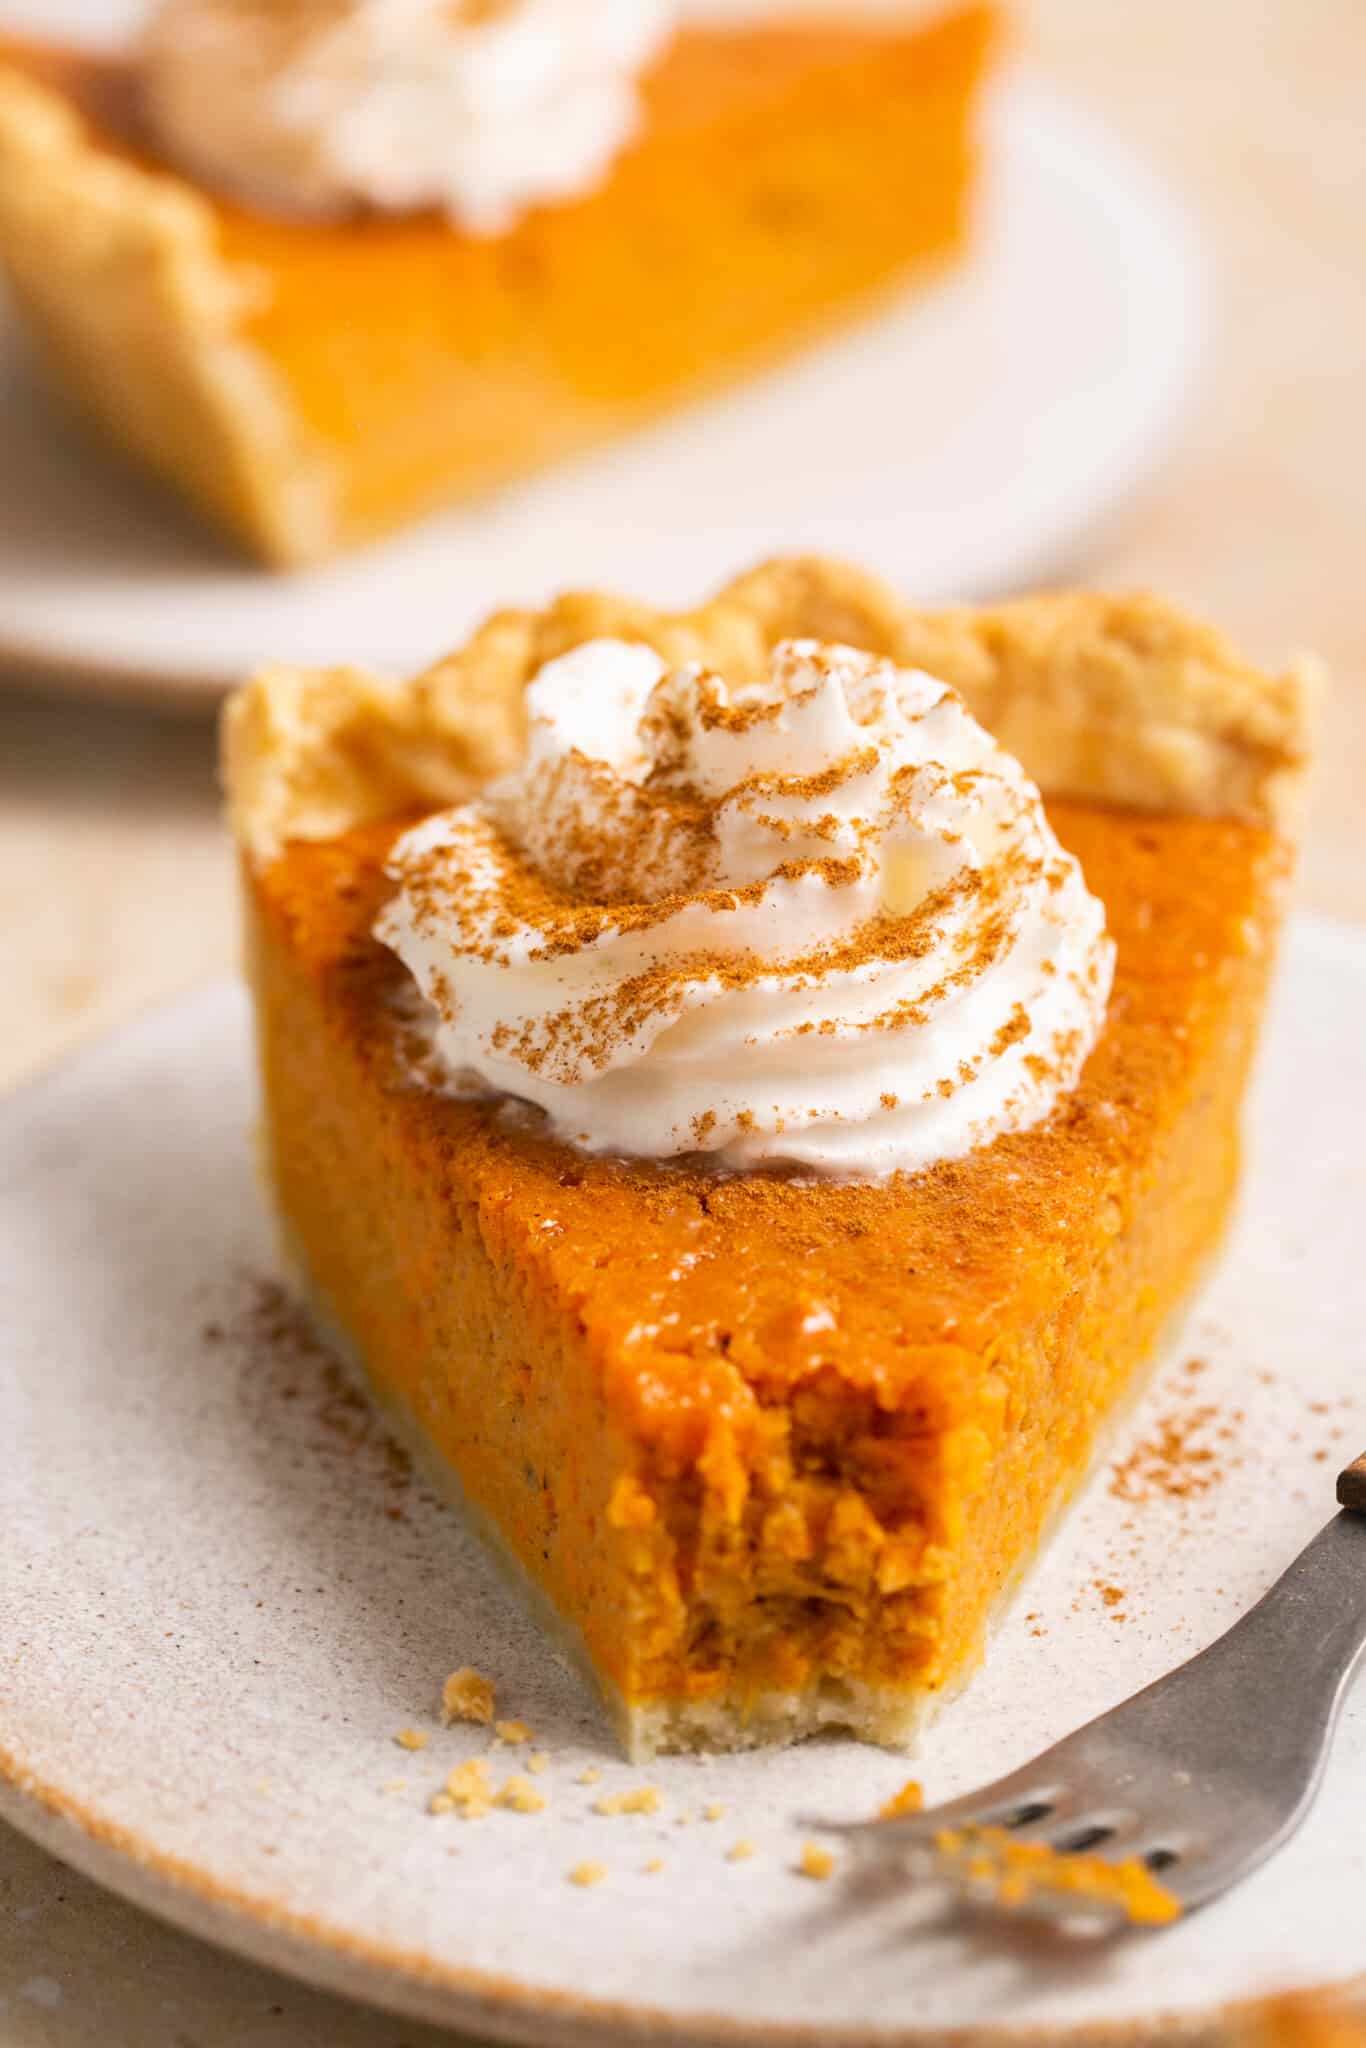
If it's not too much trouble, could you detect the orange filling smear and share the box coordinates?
[933,1825,1182,1927]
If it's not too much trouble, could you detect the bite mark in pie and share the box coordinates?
[224,556,1317,1757]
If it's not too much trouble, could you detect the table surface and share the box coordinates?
[3,2,1364,2041]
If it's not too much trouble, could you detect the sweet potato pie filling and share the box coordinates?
[246,800,1284,1751]
[0,11,997,560]
[223,558,1314,1753]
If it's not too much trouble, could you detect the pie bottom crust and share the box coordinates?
[275,1214,935,1760]
[243,797,1275,1759]
[275,1207,1216,1762]
[230,557,1311,1761]
[0,17,997,565]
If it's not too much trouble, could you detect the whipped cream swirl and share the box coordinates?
[142,0,678,234]
[376,638,1115,1177]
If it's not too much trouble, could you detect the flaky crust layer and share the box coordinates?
[0,63,334,564]
[224,555,1320,860]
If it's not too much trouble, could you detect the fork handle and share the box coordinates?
[1338,1453,1366,1513]
[1102,1476,1366,1824]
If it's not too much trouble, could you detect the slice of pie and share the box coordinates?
[0,8,998,567]
[224,556,1316,1758]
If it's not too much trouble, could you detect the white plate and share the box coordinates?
[1,916,1364,2045]
[0,66,1213,706]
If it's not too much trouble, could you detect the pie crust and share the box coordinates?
[226,553,1319,858]
[226,557,1319,1756]
[0,64,330,564]
[0,14,998,563]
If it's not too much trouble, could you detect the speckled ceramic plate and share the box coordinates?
[0,43,1212,708]
[2,916,1364,2047]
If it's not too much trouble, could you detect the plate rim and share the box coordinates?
[0,72,1215,711]
[4,1761,1361,2048]
[2,927,1364,2045]
[0,630,218,715]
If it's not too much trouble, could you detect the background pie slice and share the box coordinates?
[224,556,1318,1757]
[0,11,998,566]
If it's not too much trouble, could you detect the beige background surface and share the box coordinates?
[2,1,1364,2040]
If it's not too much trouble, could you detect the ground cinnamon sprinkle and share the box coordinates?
[225,1275,416,1500]
[382,636,1073,1124]
[1109,1361,1241,1504]
[989,1002,1032,1059]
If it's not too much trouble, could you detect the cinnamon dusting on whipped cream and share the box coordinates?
[375,638,1114,1177]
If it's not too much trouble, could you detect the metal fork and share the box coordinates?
[813,1454,1366,1933]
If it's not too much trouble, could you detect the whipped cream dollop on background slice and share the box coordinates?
[142,0,679,233]
[376,638,1115,1179]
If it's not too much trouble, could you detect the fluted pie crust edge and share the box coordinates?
[0,64,336,565]
[0,15,999,567]
[224,554,1320,859]
[231,555,1318,1758]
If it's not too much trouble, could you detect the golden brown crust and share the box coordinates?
[0,62,334,564]
[223,555,1320,861]
[894,586,1321,838]
[0,25,1000,567]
